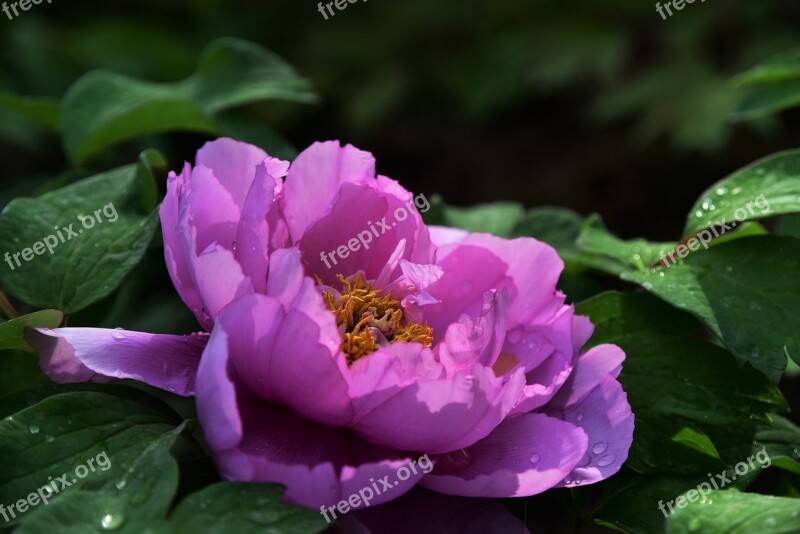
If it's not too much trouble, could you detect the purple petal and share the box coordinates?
[25,328,207,396]
[348,344,526,453]
[218,290,352,426]
[234,160,288,293]
[195,138,270,208]
[550,344,625,409]
[420,412,588,497]
[549,376,634,487]
[182,237,254,328]
[282,141,376,241]
[196,327,422,509]
[160,164,204,320]
[436,289,508,375]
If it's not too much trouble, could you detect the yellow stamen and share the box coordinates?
[321,273,433,364]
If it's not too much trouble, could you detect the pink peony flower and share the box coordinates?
[27,138,634,511]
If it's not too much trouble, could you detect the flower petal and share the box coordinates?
[420,412,588,497]
[348,345,525,453]
[197,327,423,509]
[436,289,508,375]
[549,376,634,487]
[282,141,376,241]
[25,328,207,396]
[234,160,289,293]
[219,289,352,426]
[550,344,625,409]
[195,137,270,208]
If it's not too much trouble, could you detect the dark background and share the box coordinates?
[2,0,800,242]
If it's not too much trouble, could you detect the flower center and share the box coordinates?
[321,274,433,364]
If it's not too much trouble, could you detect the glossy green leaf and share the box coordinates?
[0,385,182,525]
[684,150,800,235]
[668,490,800,534]
[733,49,800,121]
[0,154,160,313]
[623,236,800,383]
[60,38,316,164]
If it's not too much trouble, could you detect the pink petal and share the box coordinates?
[195,137,270,208]
[219,290,352,426]
[549,377,634,487]
[26,328,207,396]
[282,141,376,241]
[348,345,526,453]
[550,344,625,409]
[420,412,588,497]
[197,327,422,509]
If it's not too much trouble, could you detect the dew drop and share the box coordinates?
[111,328,126,340]
[45,435,54,443]
[576,413,584,422]
[694,210,704,218]
[596,453,616,467]
[115,480,127,490]
[100,513,124,530]
[592,442,609,455]
[29,424,40,434]
[529,454,541,465]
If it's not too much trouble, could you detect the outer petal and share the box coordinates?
[348,344,526,453]
[550,344,625,409]
[282,141,376,241]
[25,328,207,396]
[159,163,204,320]
[345,487,530,534]
[197,327,423,509]
[195,137,269,208]
[549,377,634,487]
[420,412,588,497]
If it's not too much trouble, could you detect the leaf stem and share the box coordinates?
[0,288,19,319]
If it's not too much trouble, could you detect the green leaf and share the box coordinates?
[426,196,525,238]
[670,427,720,460]
[0,385,182,525]
[164,483,327,534]
[684,150,800,235]
[667,490,800,533]
[0,310,63,352]
[60,37,316,164]
[623,236,800,383]
[577,214,674,274]
[733,49,800,121]
[577,292,786,475]
[0,92,59,131]
[0,155,160,313]
[12,408,324,533]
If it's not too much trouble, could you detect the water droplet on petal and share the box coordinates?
[592,442,609,455]
[111,328,126,340]
[576,413,584,422]
[529,454,541,465]
[597,454,616,467]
